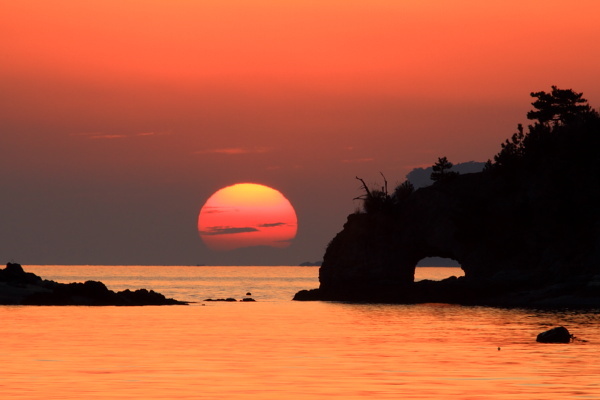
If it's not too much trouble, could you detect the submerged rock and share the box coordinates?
[204,298,237,302]
[204,296,257,302]
[536,326,572,343]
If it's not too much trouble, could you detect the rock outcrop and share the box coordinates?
[295,102,600,307]
[295,170,600,306]
[0,263,188,305]
[536,327,572,343]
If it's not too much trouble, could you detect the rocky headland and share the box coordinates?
[295,87,600,308]
[0,263,188,305]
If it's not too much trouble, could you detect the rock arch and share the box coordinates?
[316,174,510,301]
[414,257,464,282]
[416,257,460,268]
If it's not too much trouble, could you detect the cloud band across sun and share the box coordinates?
[258,222,287,228]
[199,226,260,236]
[200,221,292,236]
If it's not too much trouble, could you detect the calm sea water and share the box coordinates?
[1,265,599,399]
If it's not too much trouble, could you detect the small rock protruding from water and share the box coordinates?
[203,298,237,302]
[246,292,252,296]
[536,326,572,343]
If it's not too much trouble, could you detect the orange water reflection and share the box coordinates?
[1,267,599,399]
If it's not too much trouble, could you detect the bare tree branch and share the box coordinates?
[379,172,388,195]
[355,176,371,199]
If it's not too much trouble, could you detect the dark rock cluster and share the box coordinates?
[203,297,256,302]
[0,263,187,306]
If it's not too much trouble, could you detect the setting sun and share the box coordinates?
[198,183,297,251]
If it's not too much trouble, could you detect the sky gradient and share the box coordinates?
[1,1,599,265]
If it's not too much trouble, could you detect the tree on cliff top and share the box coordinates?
[492,124,525,168]
[393,180,414,202]
[430,157,459,182]
[527,86,592,126]
[355,175,414,214]
[355,175,392,214]
[490,86,598,170]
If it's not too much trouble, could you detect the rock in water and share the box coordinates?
[0,263,188,306]
[536,326,572,343]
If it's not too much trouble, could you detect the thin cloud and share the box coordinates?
[71,132,127,140]
[135,131,173,137]
[89,134,127,140]
[195,147,271,155]
[199,226,259,236]
[73,131,170,140]
[341,158,375,163]
[201,206,239,214]
[258,222,286,228]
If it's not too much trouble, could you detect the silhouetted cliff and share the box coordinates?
[295,88,600,307]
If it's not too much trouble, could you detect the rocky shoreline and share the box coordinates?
[294,274,600,309]
[0,263,188,306]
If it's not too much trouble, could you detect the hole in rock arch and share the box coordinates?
[415,257,464,282]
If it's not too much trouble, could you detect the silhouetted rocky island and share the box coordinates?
[295,87,600,308]
[299,261,322,266]
[0,263,188,305]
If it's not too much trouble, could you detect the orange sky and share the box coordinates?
[1,1,599,264]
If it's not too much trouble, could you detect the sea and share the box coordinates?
[1,265,599,399]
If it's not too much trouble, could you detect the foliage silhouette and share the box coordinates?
[490,86,599,172]
[355,175,392,214]
[354,86,599,220]
[393,180,414,203]
[492,124,525,168]
[355,175,415,214]
[430,157,459,182]
[527,86,593,126]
